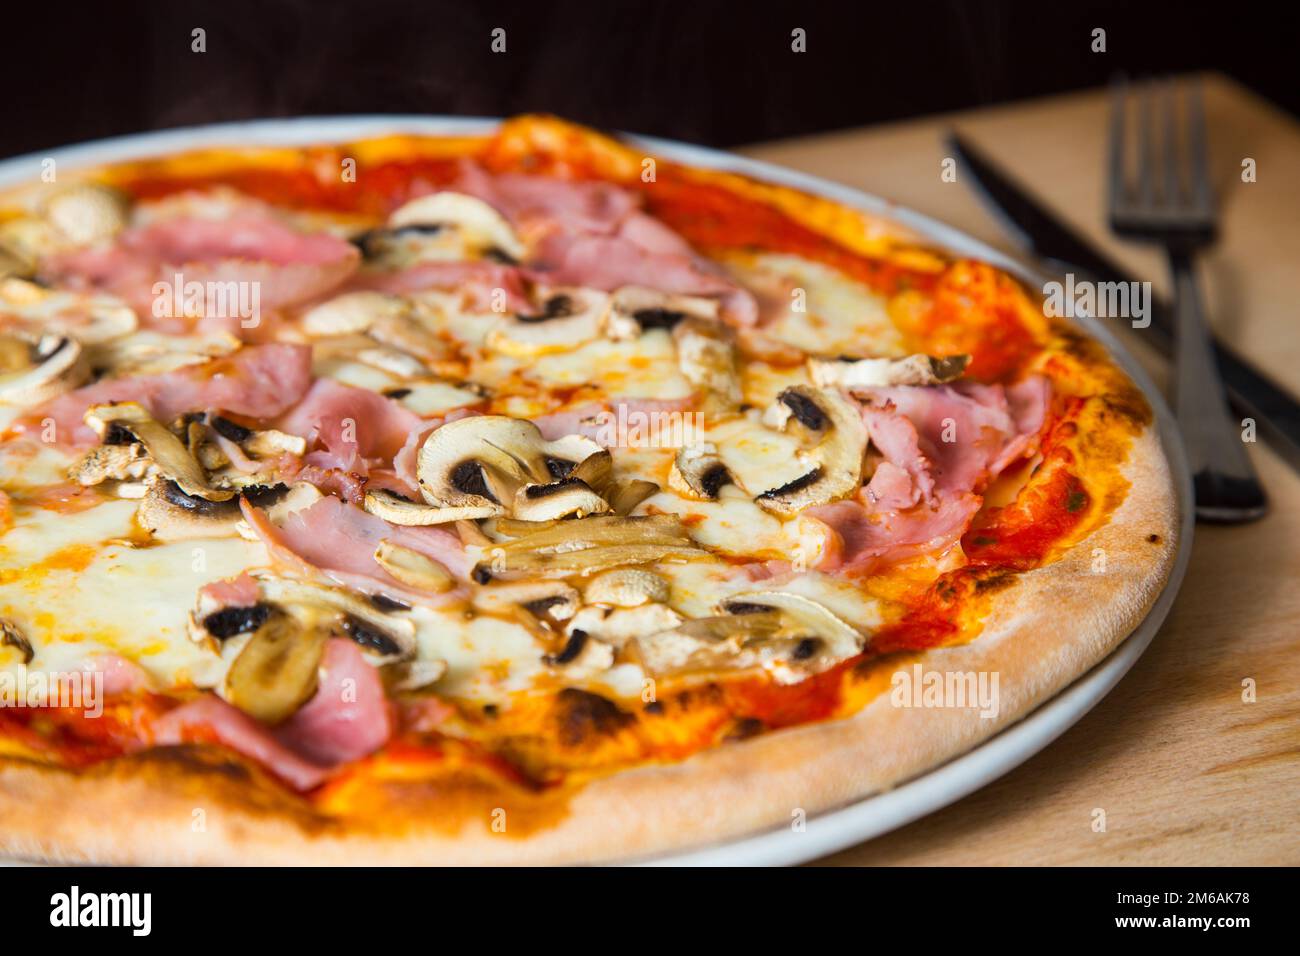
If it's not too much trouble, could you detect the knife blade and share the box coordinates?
[948,130,1300,471]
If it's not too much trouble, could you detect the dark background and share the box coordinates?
[3,0,1297,157]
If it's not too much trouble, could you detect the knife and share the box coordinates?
[948,131,1300,471]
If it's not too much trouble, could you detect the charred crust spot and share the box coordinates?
[700,464,731,498]
[482,703,499,718]
[725,717,765,741]
[1147,533,1162,544]
[545,630,588,666]
[369,593,411,612]
[757,467,823,500]
[450,460,496,501]
[780,390,827,430]
[791,637,820,661]
[163,481,240,517]
[202,604,272,640]
[339,615,403,656]
[210,415,253,442]
[973,570,1016,594]
[632,307,686,331]
[555,688,633,746]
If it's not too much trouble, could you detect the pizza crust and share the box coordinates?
[0,425,1178,864]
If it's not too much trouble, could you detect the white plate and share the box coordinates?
[0,117,1194,867]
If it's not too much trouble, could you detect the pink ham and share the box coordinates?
[811,494,983,576]
[151,695,331,791]
[240,496,470,602]
[198,571,261,608]
[454,162,638,236]
[79,653,149,697]
[812,376,1051,575]
[23,343,312,446]
[353,259,531,313]
[279,378,422,474]
[274,638,392,766]
[44,213,359,321]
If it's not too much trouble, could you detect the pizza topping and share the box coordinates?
[0,618,34,664]
[672,317,741,407]
[669,442,734,501]
[385,190,526,262]
[222,608,329,725]
[372,539,456,593]
[599,285,719,340]
[137,476,243,540]
[581,568,669,607]
[416,414,612,521]
[754,386,869,516]
[487,288,609,357]
[0,333,88,405]
[85,402,234,502]
[475,514,705,580]
[0,277,139,345]
[634,591,864,684]
[42,183,131,246]
[809,352,970,390]
[201,604,273,641]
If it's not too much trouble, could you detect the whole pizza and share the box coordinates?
[0,116,1178,864]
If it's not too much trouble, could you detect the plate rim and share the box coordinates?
[0,116,1195,867]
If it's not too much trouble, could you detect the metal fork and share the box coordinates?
[1108,76,1267,523]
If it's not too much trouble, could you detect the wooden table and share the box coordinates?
[743,72,1300,866]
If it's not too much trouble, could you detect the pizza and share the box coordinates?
[0,116,1178,864]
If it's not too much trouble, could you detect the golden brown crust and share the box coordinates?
[0,426,1176,864]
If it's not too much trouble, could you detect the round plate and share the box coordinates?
[0,117,1194,867]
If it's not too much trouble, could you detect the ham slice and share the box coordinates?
[198,571,261,609]
[44,213,360,323]
[279,378,422,474]
[274,638,392,766]
[25,343,312,446]
[353,259,531,313]
[454,162,638,236]
[240,496,470,601]
[813,376,1051,575]
[151,695,331,791]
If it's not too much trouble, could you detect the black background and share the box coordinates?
[3,0,1297,157]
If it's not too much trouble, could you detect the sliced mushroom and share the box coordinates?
[566,602,682,650]
[582,568,669,607]
[85,402,233,502]
[486,289,608,357]
[472,580,580,624]
[301,291,410,337]
[635,591,865,684]
[373,540,455,593]
[416,415,609,520]
[136,477,243,540]
[669,442,734,501]
[386,191,525,261]
[672,317,742,407]
[1,618,34,664]
[474,514,705,580]
[68,441,152,486]
[387,658,449,692]
[600,286,720,340]
[356,346,429,379]
[542,629,616,673]
[252,574,417,666]
[753,386,869,516]
[808,353,970,390]
[0,334,88,405]
[42,183,129,246]
[365,487,496,525]
[223,610,328,725]
[0,277,137,346]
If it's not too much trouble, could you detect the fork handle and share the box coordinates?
[1169,249,1268,522]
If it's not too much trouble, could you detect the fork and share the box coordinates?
[1108,76,1268,523]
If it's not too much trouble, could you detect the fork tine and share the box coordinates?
[1161,79,1182,208]
[1186,79,1213,213]
[1136,81,1156,209]
[1108,75,1129,218]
